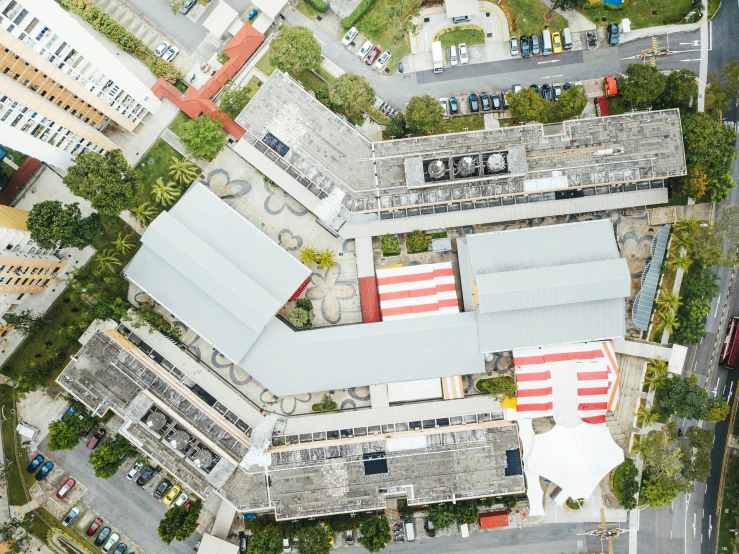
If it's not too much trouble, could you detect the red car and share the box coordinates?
[56,478,76,499]
[86,517,103,537]
[365,47,380,65]
[87,427,106,450]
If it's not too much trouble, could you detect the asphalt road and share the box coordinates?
[125,0,209,53]
[38,436,200,554]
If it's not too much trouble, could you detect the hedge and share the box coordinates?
[59,0,143,53]
[305,0,329,12]
[406,230,428,254]
[341,0,377,29]
[381,234,400,256]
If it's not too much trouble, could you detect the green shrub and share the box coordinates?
[60,0,142,53]
[296,298,313,312]
[305,0,329,12]
[612,458,640,510]
[406,230,428,254]
[217,52,230,64]
[381,234,400,256]
[565,498,585,510]
[289,307,311,328]
[476,376,516,399]
[149,56,184,84]
[341,0,377,29]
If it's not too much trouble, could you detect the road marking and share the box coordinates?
[681,59,701,62]
[709,20,713,51]
[542,74,563,79]
[709,516,713,539]
[537,60,560,64]
[723,383,727,394]
[316,38,326,46]
[715,297,720,317]
[693,512,697,538]
[705,483,708,493]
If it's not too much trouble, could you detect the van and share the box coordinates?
[452,15,471,24]
[449,44,458,66]
[562,27,572,50]
[541,29,553,56]
[404,521,415,542]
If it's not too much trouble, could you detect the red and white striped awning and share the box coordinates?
[376,262,459,320]
[513,341,619,425]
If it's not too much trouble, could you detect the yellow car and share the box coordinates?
[552,32,562,54]
[163,484,182,506]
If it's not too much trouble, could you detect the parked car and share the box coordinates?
[155,41,170,57]
[102,532,120,554]
[62,506,80,527]
[126,461,143,481]
[607,22,619,45]
[563,82,572,90]
[346,530,355,545]
[136,466,154,486]
[541,83,553,101]
[163,484,182,506]
[530,83,540,94]
[553,83,562,101]
[449,96,459,115]
[372,50,392,72]
[425,519,436,537]
[94,527,111,547]
[365,46,380,65]
[513,84,522,94]
[449,44,458,66]
[501,90,510,109]
[468,93,479,113]
[163,46,179,62]
[341,27,358,47]
[238,531,249,553]
[357,40,373,59]
[439,98,449,117]
[552,31,562,54]
[56,478,76,499]
[113,543,127,554]
[179,0,196,14]
[491,91,501,110]
[510,36,519,56]
[247,7,258,20]
[35,461,54,481]
[154,479,171,499]
[282,538,291,553]
[174,492,188,507]
[87,427,106,450]
[530,34,541,55]
[452,15,471,24]
[480,92,490,111]
[86,518,103,537]
[520,35,530,57]
[61,407,76,422]
[458,43,468,64]
[27,454,44,473]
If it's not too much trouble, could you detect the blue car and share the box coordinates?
[35,461,54,481]
[27,454,44,473]
[247,8,258,20]
[61,407,75,422]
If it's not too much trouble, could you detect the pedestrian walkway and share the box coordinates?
[539,0,596,32]
[620,22,702,43]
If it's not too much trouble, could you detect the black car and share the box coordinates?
[607,22,619,46]
[113,544,127,554]
[530,34,541,55]
[35,461,53,481]
[520,35,530,58]
[425,520,436,537]
[94,527,111,547]
[468,94,479,113]
[563,82,572,90]
[541,84,553,101]
[154,479,171,499]
[136,466,154,486]
[501,90,510,109]
[27,454,44,473]
[480,92,490,111]
[180,0,196,14]
[449,96,459,115]
[490,91,501,110]
[530,84,540,94]
[238,532,249,554]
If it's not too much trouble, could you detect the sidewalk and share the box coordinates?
[620,22,702,43]
[540,0,596,32]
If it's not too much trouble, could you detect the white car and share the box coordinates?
[513,83,522,94]
[341,27,358,46]
[459,43,468,64]
[155,41,170,57]
[174,492,188,507]
[439,98,449,117]
[372,50,392,72]
[163,46,179,62]
[357,40,373,59]
[102,533,120,553]
[126,461,143,480]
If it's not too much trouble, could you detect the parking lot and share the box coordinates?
[37,436,200,554]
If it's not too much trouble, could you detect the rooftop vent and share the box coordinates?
[428,160,446,180]
[168,430,190,451]
[486,153,506,173]
[146,412,166,432]
[456,156,476,177]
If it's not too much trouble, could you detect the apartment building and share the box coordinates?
[0,0,161,168]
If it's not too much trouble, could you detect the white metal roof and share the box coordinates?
[203,1,239,37]
[444,0,480,18]
[387,378,443,403]
[198,534,239,554]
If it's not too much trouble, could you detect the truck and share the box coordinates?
[432,41,444,74]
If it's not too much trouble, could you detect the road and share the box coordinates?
[38,436,200,554]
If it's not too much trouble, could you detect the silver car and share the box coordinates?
[155,41,170,57]
[102,533,120,553]
[510,36,519,56]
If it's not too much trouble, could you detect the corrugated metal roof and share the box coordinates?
[476,258,630,313]
[456,238,475,312]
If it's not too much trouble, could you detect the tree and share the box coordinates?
[316,249,336,270]
[404,95,444,134]
[508,87,551,123]
[158,500,202,544]
[89,437,138,478]
[619,64,667,108]
[314,393,337,412]
[113,232,136,255]
[180,115,227,160]
[131,202,157,227]
[686,448,712,482]
[612,458,639,510]
[175,499,202,541]
[686,426,713,450]
[705,396,730,422]
[477,376,516,399]
[454,501,479,525]
[248,525,283,554]
[295,298,313,312]
[269,26,322,74]
[95,250,122,274]
[289,307,311,328]
[4,310,47,337]
[151,178,181,207]
[548,0,582,16]
[406,230,428,254]
[328,73,375,118]
[656,291,682,314]
[669,253,693,273]
[48,416,91,450]
[657,69,698,112]
[654,311,679,335]
[553,84,587,120]
[638,405,659,427]
[27,201,99,250]
[640,473,685,507]
[63,150,141,216]
[676,165,709,201]
[169,157,201,186]
[385,112,407,138]
[706,61,739,115]
[218,81,253,119]
[296,524,332,554]
[358,516,391,553]
[645,359,668,391]
[299,246,318,265]
[428,503,456,529]
[0,517,30,553]
[655,375,710,420]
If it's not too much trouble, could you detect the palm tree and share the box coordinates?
[671,230,694,253]
[113,232,135,255]
[317,249,336,270]
[645,358,668,391]
[675,216,699,236]
[638,405,660,427]
[656,291,682,315]
[169,157,200,186]
[299,246,318,265]
[669,253,692,272]
[95,250,121,274]
[131,202,157,227]
[151,178,181,207]
[654,311,680,334]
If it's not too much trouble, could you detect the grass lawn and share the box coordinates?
[296,0,323,17]
[435,26,486,49]
[0,386,32,506]
[25,507,98,554]
[501,0,567,37]
[718,457,739,553]
[168,111,192,141]
[582,0,693,28]
[356,0,412,73]
[244,76,262,104]
[708,0,720,19]
[135,139,184,207]
[255,50,277,76]
[434,114,485,134]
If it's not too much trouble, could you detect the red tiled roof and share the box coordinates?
[0,157,41,205]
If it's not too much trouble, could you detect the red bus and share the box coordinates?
[720,316,739,369]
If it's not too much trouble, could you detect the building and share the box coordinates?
[234,71,687,238]
[0,0,161,168]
